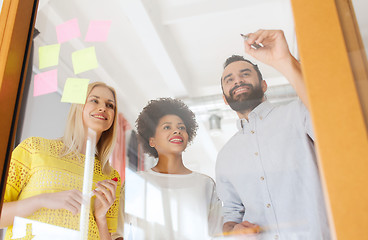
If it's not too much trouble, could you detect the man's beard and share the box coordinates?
[224,83,264,113]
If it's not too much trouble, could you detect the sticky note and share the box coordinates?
[38,44,61,69]
[72,47,98,74]
[85,20,112,42]
[61,78,90,104]
[33,69,58,96]
[56,18,81,43]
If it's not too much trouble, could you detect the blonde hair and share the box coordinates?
[61,81,118,175]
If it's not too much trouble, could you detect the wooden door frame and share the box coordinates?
[0,0,38,214]
[291,0,368,239]
[335,0,368,128]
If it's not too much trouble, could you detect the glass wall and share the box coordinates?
[8,0,368,239]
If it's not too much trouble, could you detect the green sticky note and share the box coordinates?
[72,47,98,74]
[61,78,90,104]
[38,44,61,69]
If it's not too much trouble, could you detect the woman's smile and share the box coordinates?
[169,136,184,144]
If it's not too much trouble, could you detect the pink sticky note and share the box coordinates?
[56,18,81,43]
[33,69,58,97]
[84,20,112,42]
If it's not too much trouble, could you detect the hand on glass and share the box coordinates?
[232,220,260,235]
[93,179,118,219]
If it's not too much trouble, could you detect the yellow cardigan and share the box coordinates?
[4,137,121,239]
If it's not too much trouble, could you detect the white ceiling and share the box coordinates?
[33,0,367,178]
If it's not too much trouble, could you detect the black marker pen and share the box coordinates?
[240,34,263,49]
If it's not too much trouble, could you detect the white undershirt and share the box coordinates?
[124,169,222,240]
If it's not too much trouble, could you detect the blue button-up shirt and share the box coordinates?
[216,100,331,239]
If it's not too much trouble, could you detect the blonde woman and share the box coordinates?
[1,82,121,240]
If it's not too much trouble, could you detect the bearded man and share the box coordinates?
[216,29,331,240]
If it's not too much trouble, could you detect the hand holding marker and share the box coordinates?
[240,33,263,49]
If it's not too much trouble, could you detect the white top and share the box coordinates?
[216,100,331,240]
[124,169,223,240]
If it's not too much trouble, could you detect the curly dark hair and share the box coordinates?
[136,98,198,158]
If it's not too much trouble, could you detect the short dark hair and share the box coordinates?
[136,98,198,158]
[221,55,263,87]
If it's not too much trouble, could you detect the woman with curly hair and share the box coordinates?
[123,97,222,240]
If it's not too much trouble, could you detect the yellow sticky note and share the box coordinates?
[38,44,61,69]
[61,78,90,104]
[72,47,98,74]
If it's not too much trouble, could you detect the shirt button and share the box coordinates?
[259,116,263,120]
[266,203,271,208]
[274,235,279,239]
[260,176,265,181]
[250,130,255,134]
[255,152,258,156]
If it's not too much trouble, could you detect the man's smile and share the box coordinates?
[233,86,250,96]
[230,84,253,97]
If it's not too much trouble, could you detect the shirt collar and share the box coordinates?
[236,100,274,130]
